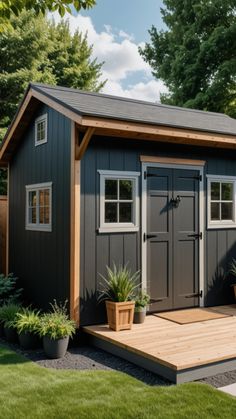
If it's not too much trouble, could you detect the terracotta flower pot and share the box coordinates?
[134,308,146,324]
[4,325,18,343]
[43,335,69,359]
[231,284,236,300]
[18,332,41,350]
[105,300,135,331]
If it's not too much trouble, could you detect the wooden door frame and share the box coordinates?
[141,158,205,308]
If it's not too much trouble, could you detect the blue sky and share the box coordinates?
[53,1,168,102]
[81,0,165,43]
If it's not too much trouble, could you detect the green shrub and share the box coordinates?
[0,273,23,306]
[135,290,150,312]
[99,264,140,302]
[38,300,75,340]
[0,303,22,328]
[14,308,41,335]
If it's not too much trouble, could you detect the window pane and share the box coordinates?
[37,121,45,142]
[211,182,220,200]
[222,183,233,201]
[39,190,44,206]
[211,202,220,220]
[29,191,36,207]
[105,202,117,222]
[119,180,133,200]
[105,179,117,200]
[44,189,49,206]
[221,202,233,220]
[44,207,50,224]
[29,207,37,224]
[39,207,44,224]
[119,203,132,222]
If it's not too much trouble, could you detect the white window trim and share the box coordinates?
[98,170,140,233]
[207,175,236,229]
[35,113,48,146]
[25,182,52,232]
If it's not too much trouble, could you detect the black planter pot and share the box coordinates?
[4,325,18,343]
[134,309,146,324]
[0,322,4,338]
[43,335,69,359]
[18,332,41,350]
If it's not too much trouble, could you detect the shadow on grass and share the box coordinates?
[0,343,30,365]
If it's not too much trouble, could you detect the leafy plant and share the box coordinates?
[14,308,41,335]
[0,303,22,328]
[99,264,140,303]
[38,300,75,340]
[229,258,236,281]
[135,290,150,312]
[0,273,23,306]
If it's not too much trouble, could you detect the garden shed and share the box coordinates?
[1,83,236,326]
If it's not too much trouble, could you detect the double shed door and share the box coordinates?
[146,167,200,312]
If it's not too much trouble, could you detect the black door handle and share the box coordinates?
[143,233,158,242]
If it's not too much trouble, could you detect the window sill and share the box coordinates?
[207,223,236,230]
[98,227,139,234]
[26,225,52,232]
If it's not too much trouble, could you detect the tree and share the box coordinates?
[0,11,105,131]
[0,0,96,31]
[0,11,105,194]
[140,0,236,117]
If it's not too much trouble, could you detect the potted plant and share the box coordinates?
[99,264,139,331]
[0,303,21,343]
[134,290,150,324]
[38,300,75,359]
[14,308,41,349]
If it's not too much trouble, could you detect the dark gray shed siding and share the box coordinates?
[80,136,236,326]
[9,104,71,310]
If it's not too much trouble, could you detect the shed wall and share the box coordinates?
[80,136,236,325]
[9,104,71,310]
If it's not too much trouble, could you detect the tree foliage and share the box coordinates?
[0,0,96,31]
[0,10,105,194]
[140,0,236,117]
[0,11,105,129]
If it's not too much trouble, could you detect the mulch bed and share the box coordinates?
[1,336,236,388]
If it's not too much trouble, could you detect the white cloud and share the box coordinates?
[49,12,168,102]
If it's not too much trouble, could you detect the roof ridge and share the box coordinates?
[30,82,229,119]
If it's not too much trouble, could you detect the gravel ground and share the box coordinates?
[1,337,236,388]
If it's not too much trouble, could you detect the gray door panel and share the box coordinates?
[146,167,200,312]
[173,170,199,308]
[146,169,173,311]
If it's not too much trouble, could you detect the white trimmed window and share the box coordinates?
[98,171,140,233]
[35,114,47,146]
[26,183,52,231]
[207,176,236,228]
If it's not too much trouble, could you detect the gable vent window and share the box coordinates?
[26,183,52,231]
[98,170,140,233]
[208,176,236,229]
[35,114,47,146]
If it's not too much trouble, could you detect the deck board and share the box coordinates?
[84,305,236,374]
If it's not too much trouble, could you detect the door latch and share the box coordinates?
[170,195,181,208]
[184,290,203,299]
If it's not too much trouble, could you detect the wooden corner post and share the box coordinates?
[70,122,80,325]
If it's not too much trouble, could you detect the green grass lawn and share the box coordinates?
[0,345,236,419]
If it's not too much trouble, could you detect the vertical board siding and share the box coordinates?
[0,196,7,274]
[9,104,71,310]
[81,137,236,325]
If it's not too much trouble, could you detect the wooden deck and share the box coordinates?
[84,305,236,383]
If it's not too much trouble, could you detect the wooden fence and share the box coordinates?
[0,196,7,274]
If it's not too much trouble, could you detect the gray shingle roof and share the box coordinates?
[31,83,236,136]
